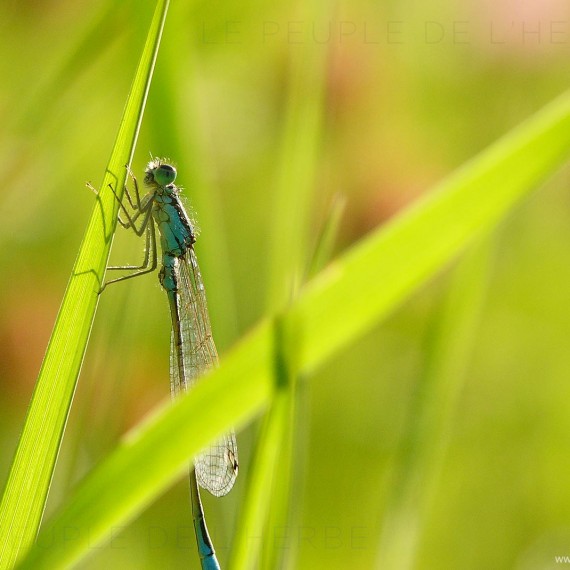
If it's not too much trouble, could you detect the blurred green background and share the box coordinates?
[1,1,570,569]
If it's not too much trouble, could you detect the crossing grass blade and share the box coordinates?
[15,89,570,569]
[0,2,169,569]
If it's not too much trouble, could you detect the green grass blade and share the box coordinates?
[17,89,570,569]
[252,1,331,564]
[0,2,169,568]
[229,314,301,570]
[228,384,289,570]
[259,388,298,570]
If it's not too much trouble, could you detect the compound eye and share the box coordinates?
[154,164,177,186]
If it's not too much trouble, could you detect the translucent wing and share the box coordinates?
[169,248,238,497]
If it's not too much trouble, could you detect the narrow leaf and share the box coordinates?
[0,2,170,568]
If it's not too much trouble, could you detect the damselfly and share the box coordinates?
[98,158,238,569]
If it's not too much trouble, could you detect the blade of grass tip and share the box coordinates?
[375,234,495,570]
[0,2,169,569]
[17,88,570,570]
[306,193,347,279]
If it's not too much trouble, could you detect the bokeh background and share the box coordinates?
[1,1,570,569]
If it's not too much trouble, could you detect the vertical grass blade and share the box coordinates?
[229,314,301,570]
[0,2,169,568]
[235,1,331,566]
[228,383,289,570]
